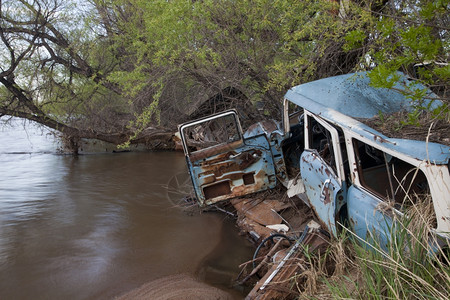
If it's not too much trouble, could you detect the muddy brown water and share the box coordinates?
[0,119,253,299]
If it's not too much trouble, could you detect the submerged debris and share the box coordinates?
[223,187,331,299]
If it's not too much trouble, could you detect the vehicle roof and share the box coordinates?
[284,72,450,164]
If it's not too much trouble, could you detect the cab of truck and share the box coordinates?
[280,73,450,247]
[178,72,450,247]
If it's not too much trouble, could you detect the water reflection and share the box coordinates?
[0,120,251,299]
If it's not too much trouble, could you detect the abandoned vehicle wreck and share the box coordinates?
[178,72,450,298]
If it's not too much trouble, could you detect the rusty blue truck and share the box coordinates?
[178,72,450,249]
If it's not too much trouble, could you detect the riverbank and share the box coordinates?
[116,274,236,300]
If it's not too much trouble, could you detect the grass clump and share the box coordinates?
[321,194,450,300]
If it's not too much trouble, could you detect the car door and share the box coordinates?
[345,138,414,250]
[346,185,394,250]
[299,113,346,236]
[179,110,278,206]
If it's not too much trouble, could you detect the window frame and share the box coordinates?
[347,134,437,213]
[304,111,345,183]
[179,110,244,159]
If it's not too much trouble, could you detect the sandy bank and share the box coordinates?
[116,273,234,300]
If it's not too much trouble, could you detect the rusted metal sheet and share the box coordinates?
[197,149,263,177]
[232,199,283,226]
[236,217,275,242]
[232,195,312,244]
[246,229,329,300]
[180,110,280,206]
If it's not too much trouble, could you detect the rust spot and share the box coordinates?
[204,181,231,199]
[201,169,272,205]
[200,149,262,177]
[318,166,323,175]
[260,119,278,132]
[224,172,245,181]
[190,140,243,161]
[322,186,331,204]
[371,134,390,144]
[309,204,332,233]
[200,150,237,165]
[245,123,260,133]
[200,174,216,185]
[243,172,255,185]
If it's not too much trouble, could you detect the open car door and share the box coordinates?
[299,113,346,236]
[179,110,278,206]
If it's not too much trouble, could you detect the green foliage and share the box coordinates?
[1,0,448,145]
[362,0,449,121]
[119,79,163,149]
[344,29,367,52]
[105,0,374,125]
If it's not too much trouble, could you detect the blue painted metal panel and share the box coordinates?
[300,149,340,236]
[285,72,439,118]
[284,72,450,164]
[347,185,394,251]
[384,139,449,163]
[243,120,289,184]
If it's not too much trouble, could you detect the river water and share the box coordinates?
[0,118,252,299]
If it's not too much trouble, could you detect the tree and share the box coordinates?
[1,0,448,154]
[116,0,448,123]
[0,0,173,153]
[342,0,449,121]
[106,0,368,119]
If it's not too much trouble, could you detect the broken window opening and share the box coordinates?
[334,126,349,184]
[281,105,305,178]
[183,113,241,154]
[243,172,256,185]
[203,181,231,200]
[308,116,337,174]
[352,139,434,225]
